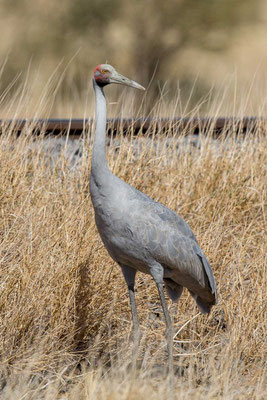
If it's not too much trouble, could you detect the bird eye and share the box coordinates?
[101,69,109,74]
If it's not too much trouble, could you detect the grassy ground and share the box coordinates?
[0,96,266,399]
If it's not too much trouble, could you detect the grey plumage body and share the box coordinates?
[90,64,217,374]
[90,168,216,312]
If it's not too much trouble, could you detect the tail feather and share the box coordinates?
[195,296,213,314]
[197,253,218,303]
[164,279,183,303]
[189,290,214,314]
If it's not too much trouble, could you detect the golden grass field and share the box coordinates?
[0,84,266,399]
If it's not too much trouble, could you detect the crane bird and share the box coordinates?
[90,64,217,374]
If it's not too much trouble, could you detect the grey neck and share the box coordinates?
[91,78,109,179]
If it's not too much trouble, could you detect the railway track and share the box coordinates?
[0,117,265,138]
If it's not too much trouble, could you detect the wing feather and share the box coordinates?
[129,199,217,303]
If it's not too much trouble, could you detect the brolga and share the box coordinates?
[89,64,217,374]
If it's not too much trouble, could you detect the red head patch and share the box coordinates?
[93,64,111,86]
[94,64,101,76]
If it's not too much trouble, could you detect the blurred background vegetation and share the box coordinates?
[0,0,267,116]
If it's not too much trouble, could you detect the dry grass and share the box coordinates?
[0,88,266,399]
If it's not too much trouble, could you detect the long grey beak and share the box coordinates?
[110,71,145,90]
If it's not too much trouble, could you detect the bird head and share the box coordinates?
[94,64,145,90]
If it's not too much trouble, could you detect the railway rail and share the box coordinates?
[0,117,265,138]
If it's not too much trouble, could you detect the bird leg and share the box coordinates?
[120,265,140,348]
[150,264,174,380]
[128,284,140,345]
[156,282,174,379]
